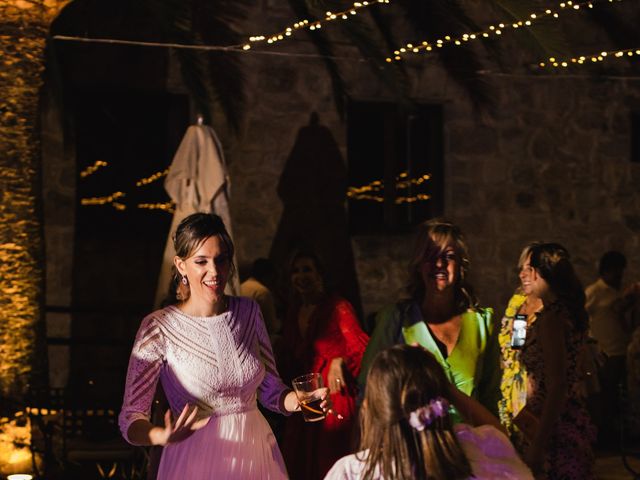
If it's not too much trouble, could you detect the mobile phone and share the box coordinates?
[510,314,527,349]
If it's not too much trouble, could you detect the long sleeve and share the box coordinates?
[119,314,165,444]
[356,304,403,399]
[333,299,369,378]
[253,301,292,414]
[477,308,502,418]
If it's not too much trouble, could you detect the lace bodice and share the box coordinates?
[119,297,290,443]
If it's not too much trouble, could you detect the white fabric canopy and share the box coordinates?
[154,124,238,308]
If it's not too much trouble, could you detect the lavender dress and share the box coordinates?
[119,297,291,479]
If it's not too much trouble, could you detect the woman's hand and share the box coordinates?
[284,390,301,413]
[327,357,346,394]
[286,387,342,419]
[149,404,209,446]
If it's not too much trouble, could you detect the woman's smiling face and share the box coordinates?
[175,235,230,307]
[421,243,459,293]
[519,254,535,295]
[291,256,323,296]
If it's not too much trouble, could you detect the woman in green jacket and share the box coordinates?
[358,219,501,418]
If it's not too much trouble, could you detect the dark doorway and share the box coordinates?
[70,90,188,404]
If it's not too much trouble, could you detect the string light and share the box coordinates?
[395,193,430,204]
[79,160,108,178]
[242,0,390,50]
[137,202,175,213]
[80,191,126,210]
[347,172,431,203]
[538,45,640,68]
[136,168,169,187]
[387,0,623,62]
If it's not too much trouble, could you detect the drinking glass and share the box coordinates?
[292,373,326,422]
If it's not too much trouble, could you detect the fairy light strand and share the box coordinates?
[80,191,126,210]
[136,168,169,187]
[137,202,175,213]
[242,0,390,51]
[79,160,108,178]
[347,172,431,203]
[538,45,640,68]
[387,0,624,62]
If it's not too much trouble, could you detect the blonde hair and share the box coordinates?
[360,345,472,480]
[407,219,476,311]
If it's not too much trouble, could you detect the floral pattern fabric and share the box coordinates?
[498,293,528,445]
[520,302,596,480]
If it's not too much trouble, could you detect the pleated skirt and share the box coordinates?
[158,408,288,479]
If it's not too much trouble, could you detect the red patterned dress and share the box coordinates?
[280,294,369,480]
[520,302,596,479]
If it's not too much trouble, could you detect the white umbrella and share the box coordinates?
[154,120,238,308]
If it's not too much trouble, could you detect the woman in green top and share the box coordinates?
[358,219,501,417]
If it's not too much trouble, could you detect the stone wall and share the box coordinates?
[222,5,640,318]
[42,2,640,331]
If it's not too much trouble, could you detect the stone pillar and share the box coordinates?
[0,0,70,405]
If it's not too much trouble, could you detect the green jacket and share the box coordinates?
[357,301,501,418]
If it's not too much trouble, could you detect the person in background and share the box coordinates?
[520,243,595,479]
[240,257,281,342]
[497,243,543,447]
[358,219,501,419]
[280,249,369,480]
[119,213,328,479]
[325,345,533,480]
[585,250,640,445]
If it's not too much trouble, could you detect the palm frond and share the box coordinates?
[138,0,247,133]
[329,4,410,103]
[489,0,570,59]
[584,5,640,69]
[285,0,350,117]
[192,0,249,132]
[391,0,494,109]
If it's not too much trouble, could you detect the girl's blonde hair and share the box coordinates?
[360,345,472,480]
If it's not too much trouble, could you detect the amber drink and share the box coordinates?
[293,373,326,422]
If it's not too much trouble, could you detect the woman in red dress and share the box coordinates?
[280,249,369,480]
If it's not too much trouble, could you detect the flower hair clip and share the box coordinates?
[408,397,449,431]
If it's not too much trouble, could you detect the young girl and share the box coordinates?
[325,345,532,480]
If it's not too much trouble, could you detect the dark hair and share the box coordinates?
[172,213,235,301]
[360,345,472,480]
[287,248,327,290]
[407,219,477,311]
[529,243,588,332]
[598,250,627,276]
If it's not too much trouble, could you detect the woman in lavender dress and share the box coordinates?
[119,213,324,479]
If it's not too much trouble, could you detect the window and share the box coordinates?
[347,101,444,234]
